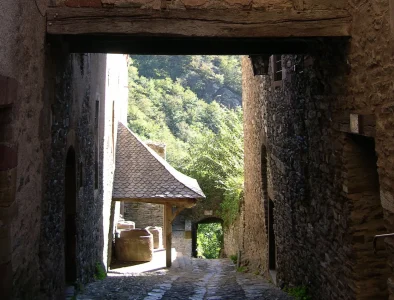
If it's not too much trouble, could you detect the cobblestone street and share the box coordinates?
[76,258,292,300]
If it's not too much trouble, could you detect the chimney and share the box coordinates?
[146,142,166,160]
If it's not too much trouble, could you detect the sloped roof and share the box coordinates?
[113,122,205,201]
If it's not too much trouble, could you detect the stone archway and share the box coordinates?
[192,217,224,258]
[65,147,77,283]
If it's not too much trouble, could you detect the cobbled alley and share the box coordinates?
[76,258,292,300]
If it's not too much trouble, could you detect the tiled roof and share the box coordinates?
[113,122,205,200]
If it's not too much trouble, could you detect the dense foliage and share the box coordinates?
[127,55,244,226]
[130,55,242,107]
[197,223,223,259]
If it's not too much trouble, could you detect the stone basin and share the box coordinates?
[146,226,163,249]
[115,228,153,262]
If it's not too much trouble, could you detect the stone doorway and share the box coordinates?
[343,134,390,299]
[65,147,77,283]
[192,217,224,259]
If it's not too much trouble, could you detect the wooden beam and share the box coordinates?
[47,8,351,38]
[57,35,335,55]
[164,204,172,268]
[170,207,185,223]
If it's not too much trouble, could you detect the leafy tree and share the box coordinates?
[127,56,244,227]
[197,223,223,259]
[185,107,244,226]
[130,55,242,107]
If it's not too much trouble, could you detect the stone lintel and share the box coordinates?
[335,113,376,138]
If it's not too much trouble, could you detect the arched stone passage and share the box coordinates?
[65,147,77,284]
[192,217,224,258]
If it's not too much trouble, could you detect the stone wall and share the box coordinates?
[240,2,394,298]
[240,57,268,275]
[223,201,244,259]
[38,52,128,298]
[124,202,164,228]
[39,52,109,298]
[0,0,46,298]
[173,212,188,256]
[242,38,393,298]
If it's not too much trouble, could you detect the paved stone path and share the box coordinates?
[77,258,292,300]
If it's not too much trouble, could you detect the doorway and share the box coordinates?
[65,147,77,283]
[268,198,276,281]
[344,134,389,299]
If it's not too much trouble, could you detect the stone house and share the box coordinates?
[112,122,205,266]
[1,24,128,297]
[119,138,215,259]
[240,47,394,299]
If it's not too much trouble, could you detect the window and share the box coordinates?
[112,101,115,157]
[94,100,99,190]
[272,55,283,89]
[273,55,283,82]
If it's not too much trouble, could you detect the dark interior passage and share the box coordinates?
[268,199,276,271]
[65,147,77,283]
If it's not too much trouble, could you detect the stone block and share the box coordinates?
[117,220,135,230]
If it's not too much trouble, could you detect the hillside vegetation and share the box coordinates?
[127,55,243,226]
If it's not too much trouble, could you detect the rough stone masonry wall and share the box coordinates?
[263,49,390,300]
[345,2,394,297]
[0,0,46,298]
[39,52,108,298]
[124,202,164,228]
[242,39,392,299]
[240,2,394,299]
[241,57,268,274]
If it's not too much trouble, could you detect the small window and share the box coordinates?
[273,55,283,82]
[79,161,84,188]
[94,100,100,190]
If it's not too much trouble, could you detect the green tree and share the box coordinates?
[130,55,242,107]
[127,56,244,227]
[185,107,244,226]
[197,223,223,259]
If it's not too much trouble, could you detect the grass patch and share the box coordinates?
[230,255,237,264]
[236,266,247,273]
[94,262,106,280]
[284,286,312,300]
